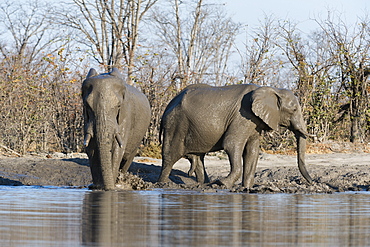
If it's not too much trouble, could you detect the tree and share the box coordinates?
[0,0,85,154]
[135,51,178,146]
[152,0,239,88]
[317,15,370,142]
[241,16,280,86]
[276,20,340,141]
[0,0,62,76]
[57,0,157,82]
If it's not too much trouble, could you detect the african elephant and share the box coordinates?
[82,68,151,190]
[159,84,212,183]
[158,83,313,188]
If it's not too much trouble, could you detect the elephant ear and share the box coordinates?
[86,68,98,79]
[251,87,280,130]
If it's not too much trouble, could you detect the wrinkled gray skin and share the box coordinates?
[185,154,210,183]
[159,84,211,183]
[158,83,313,188]
[82,68,151,190]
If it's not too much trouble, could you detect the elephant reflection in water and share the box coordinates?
[82,192,370,246]
[81,192,249,246]
[81,192,159,245]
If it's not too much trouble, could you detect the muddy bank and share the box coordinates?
[0,150,369,193]
[129,153,370,193]
[0,154,91,187]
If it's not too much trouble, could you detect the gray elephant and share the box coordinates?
[82,68,151,190]
[158,83,313,188]
[159,84,212,183]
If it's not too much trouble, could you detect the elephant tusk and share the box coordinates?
[115,133,124,148]
[84,133,91,147]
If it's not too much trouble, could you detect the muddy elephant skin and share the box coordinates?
[82,68,151,190]
[158,84,313,188]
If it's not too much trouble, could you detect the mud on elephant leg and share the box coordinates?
[215,148,243,188]
[158,151,184,183]
[119,152,137,174]
[242,136,260,188]
[186,154,210,184]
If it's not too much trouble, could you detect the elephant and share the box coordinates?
[158,83,313,188]
[159,84,212,183]
[82,68,151,190]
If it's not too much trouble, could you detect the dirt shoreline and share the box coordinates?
[0,144,369,193]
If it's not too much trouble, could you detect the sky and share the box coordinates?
[224,0,369,32]
[221,0,370,65]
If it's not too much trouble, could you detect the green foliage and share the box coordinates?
[305,79,339,141]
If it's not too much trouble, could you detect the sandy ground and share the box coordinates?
[0,142,369,193]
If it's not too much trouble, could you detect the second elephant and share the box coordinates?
[158,83,313,188]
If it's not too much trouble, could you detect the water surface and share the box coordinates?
[1,186,370,246]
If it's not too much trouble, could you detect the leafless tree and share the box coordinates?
[57,0,157,82]
[152,0,240,88]
[0,0,62,76]
[0,0,85,154]
[241,16,280,86]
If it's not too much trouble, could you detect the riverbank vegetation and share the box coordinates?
[0,0,368,156]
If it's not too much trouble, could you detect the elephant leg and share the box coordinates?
[158,128,186,183]
[195,154,210,183]
[203,167,210,183]
[119,152,136,174]
[217,147,243,188]
[86,145,104,189]
[242,136,260,188]
[189,154,209,184]
[158,155,182,183]
[158,143,183,183]
[186,154,197,177]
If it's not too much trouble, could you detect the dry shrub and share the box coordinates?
[137,143,162,159]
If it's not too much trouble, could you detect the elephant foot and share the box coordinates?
[88,183,117,191]
[88,183,103,190]
[155,181,178,189]
[211,178,234,189]
[157,176,170,183]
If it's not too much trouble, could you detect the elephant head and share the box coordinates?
[251,86,313,184]
[82,68,127,190]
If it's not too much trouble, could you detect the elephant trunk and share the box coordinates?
[96,122,116,191]
[296,133,313,184]
[99,147,115,190]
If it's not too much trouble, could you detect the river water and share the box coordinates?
[1,186,370,246]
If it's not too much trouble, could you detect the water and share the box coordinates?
[1,186,370,246]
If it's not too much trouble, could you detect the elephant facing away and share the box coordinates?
[158,83,313,188]
[82,68,151,190]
